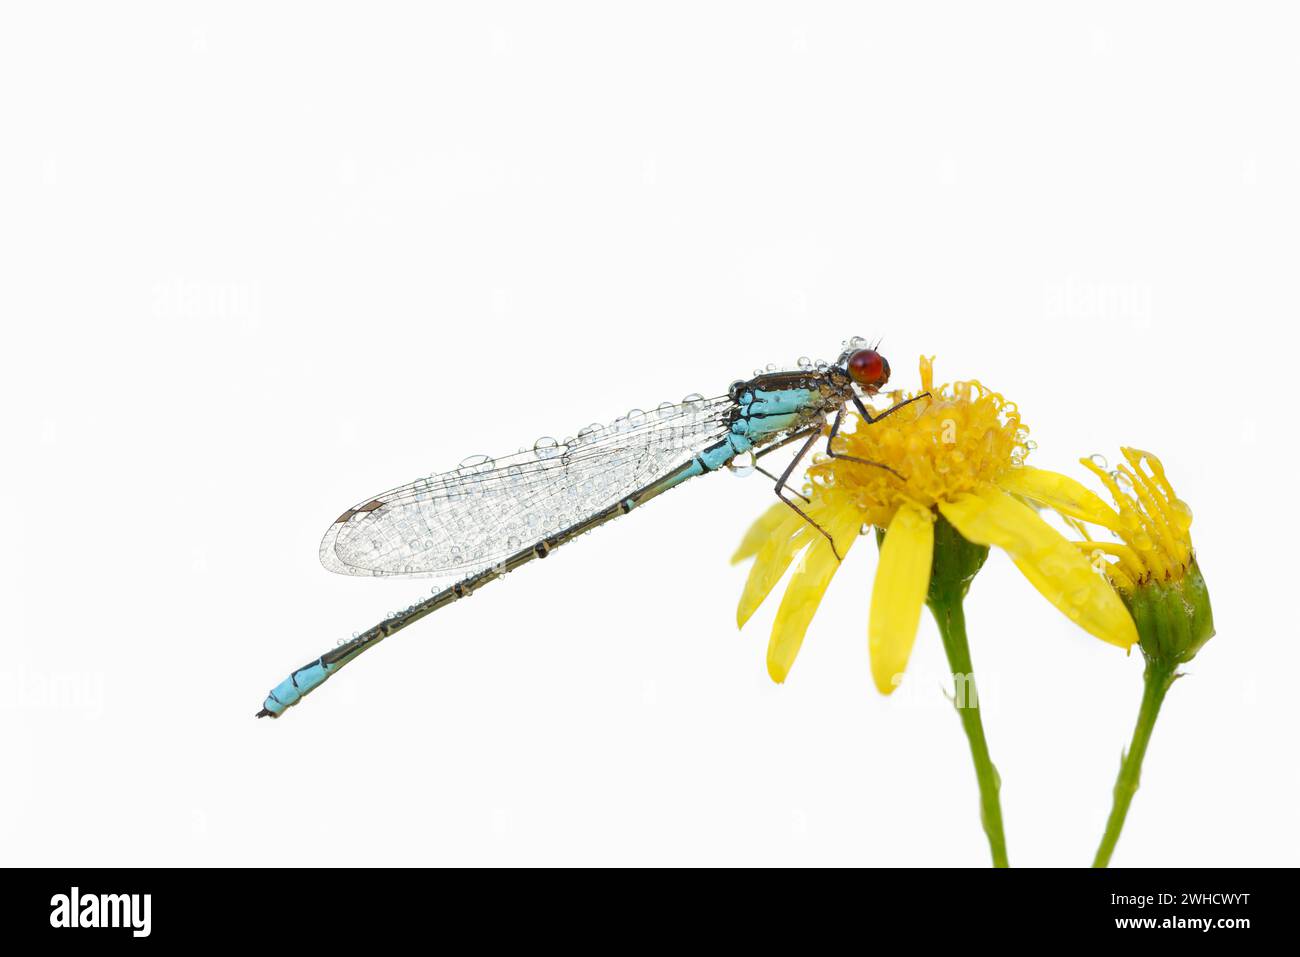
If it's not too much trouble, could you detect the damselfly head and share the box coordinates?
[837,344,891,395]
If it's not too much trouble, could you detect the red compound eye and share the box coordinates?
[847,349,887,387]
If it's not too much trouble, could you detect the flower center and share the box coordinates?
[807,356,1031,527]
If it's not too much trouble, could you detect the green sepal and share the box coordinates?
[1124,557,1215,667]
[926,513,989,605]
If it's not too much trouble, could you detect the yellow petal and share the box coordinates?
[736,510,811,628]
[731,502,793,565]
[996,467,1121,532]
[1116,459,1184,570]
[938,488,1138,649]
[868,502,934,694]
[1072,540,1146,583]
[1079,455,1173,581]
[1120,447,1193,571]
[766,513,857,682]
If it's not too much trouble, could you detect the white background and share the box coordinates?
[2,3,1296,867]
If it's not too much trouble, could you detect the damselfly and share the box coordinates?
[258,337,924,717]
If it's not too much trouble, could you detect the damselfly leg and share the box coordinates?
[761,392,934,559]
[753,426,820,502]
[827,392,933,476]
[770,426,845,558]
[825,408,902,479]
[753,462,802,496]
[851,391,930,425]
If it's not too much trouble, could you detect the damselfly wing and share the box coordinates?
[320,395,735,583]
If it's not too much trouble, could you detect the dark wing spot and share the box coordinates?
[334,499,385,524]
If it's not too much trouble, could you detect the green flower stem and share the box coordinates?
[1093,659,1177,868]
[917,514,1006,868]
[929,594,1008,868]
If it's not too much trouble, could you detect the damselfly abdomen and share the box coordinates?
[258,338,920,718]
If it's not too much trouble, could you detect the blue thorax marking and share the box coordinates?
[739,387,817,417]
[628,387,825,506]
[737,387,817,442]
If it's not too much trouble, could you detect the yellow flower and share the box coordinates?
[732,356,1139,692]
[1037,447,1214,666]
[1042,447,1194,591]
[1056,447,1214,867]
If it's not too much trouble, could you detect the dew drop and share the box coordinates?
[1071,584,1094,606]
[534,436,561,458]
[797,356,812,369]
[1089,453,1109,469]
[728,451,756,478]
